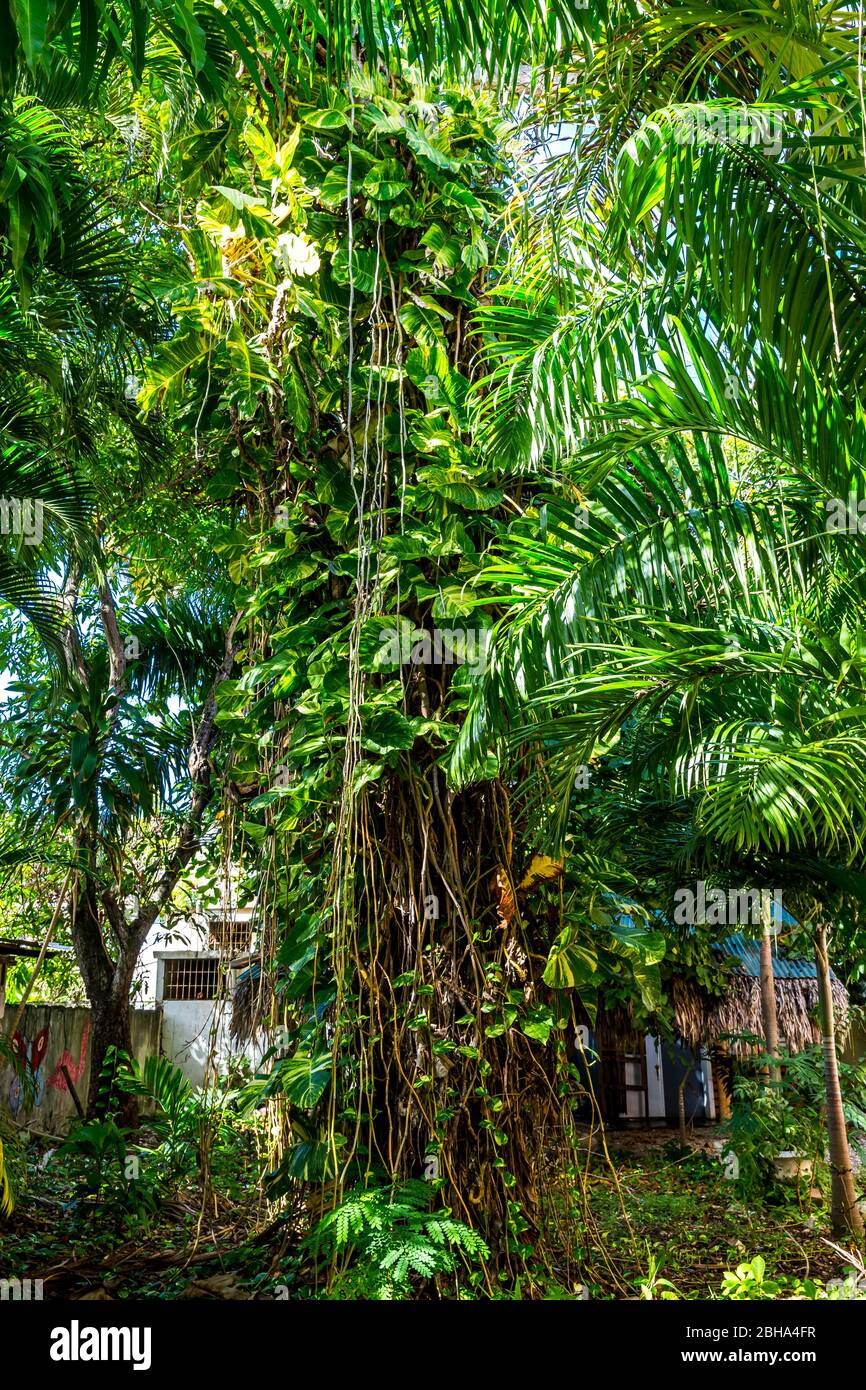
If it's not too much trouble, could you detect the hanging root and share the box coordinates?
[321,763,587,1287]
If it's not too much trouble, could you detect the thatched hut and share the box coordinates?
[585,933,850,1125]
[668,932,849,1057]
[590,932,849,1060]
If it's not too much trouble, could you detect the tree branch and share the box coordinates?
[98,577,127,706]
[129,611,242,956]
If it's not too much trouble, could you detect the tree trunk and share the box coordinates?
[69,862,139,1125]
[814,924,863,1238]
[332,770,570,1272]
[678,1059,695,1145]
[759,917,780,1085]
[86,978,138,1128]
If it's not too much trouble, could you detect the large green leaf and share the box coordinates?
[278,1050,332,1108]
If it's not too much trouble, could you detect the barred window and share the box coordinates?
[162,956,221,1001]
[208,919,253,957]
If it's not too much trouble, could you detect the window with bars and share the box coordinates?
[162,956,221,1001]
[208,919,253,957]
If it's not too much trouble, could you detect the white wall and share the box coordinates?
[160,999,229,1088]
[135,918,211,1005]
[702,1053,716,1120]
[132,910,266,1088]
[646,1036,666,1119]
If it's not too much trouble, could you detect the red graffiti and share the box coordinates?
[47,1018,91,1092]
[8,1026,50,1114]
[12,1026,49,1074]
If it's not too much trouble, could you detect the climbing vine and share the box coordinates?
[138,62,670,1288]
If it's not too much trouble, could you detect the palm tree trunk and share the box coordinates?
[814,923,863,1237]
[759,914,780,1084]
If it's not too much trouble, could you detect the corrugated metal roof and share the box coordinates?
[717,932,818,980]
[616,906,832,983]
[0,938,72,958]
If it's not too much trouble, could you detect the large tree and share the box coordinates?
[0,0,608,1272]
[5,0,865,1273]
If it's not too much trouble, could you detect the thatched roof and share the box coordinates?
[229,959,272,1046]
[588,1006,647,1054]
[0,939,71,958]
[590,935,850,1057]
[669,972,849,1056]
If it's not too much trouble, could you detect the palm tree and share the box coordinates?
[1,0,595,97]
[0,56,249,1115]
[1,584,240,1119]
[447,2,866,1234]
[454,347,866,1234]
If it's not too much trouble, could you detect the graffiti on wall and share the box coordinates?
[8,1026,49,1116]
[47,1018,90,1093]
[3,1006,162,1131]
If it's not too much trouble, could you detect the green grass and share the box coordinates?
[573,1134,848,1299]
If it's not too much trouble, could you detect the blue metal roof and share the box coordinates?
[615,904,829,981]
[718,932,818,980]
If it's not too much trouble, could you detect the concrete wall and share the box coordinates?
[136,920,212,1004]
[162,999,228,1088]
[0,1004,161,1134]
[162,1000,267,1086]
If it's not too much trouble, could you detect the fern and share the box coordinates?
[305,1179,489,1299]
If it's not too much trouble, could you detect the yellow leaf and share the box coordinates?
[518,854,564,893]
[0,1137,14,1217]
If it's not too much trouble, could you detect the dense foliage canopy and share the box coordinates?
[2,0,866,1295]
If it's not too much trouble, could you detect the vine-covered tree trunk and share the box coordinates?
[814,923,863,1237]
[184,75,585,1285]
[342,769,570,1267]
